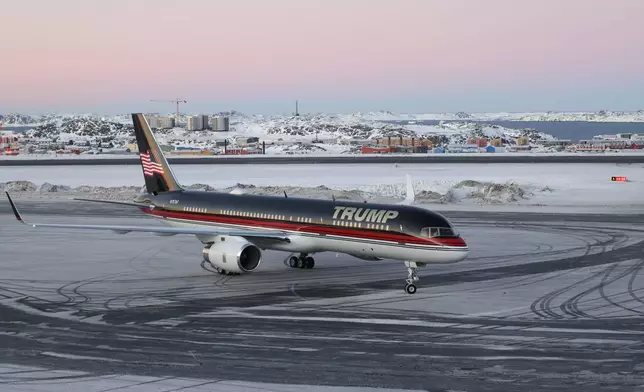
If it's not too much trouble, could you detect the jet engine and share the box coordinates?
[202,237,262,274]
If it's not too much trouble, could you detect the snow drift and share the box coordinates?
[0,180,552,205]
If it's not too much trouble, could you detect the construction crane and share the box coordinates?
[150,98,187,122]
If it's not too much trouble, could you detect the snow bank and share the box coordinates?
[0,179,547,206]
[3,163,643,211]
[356,179,552,204]
[446,180,553,204]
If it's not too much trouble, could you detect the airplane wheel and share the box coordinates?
[405,284,417,295]
[288,256,299,268]
[304,257,315,269]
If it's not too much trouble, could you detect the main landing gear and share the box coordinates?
[287,253,315,269]
[404,261,419,294]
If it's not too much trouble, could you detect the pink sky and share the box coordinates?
[2,0,643,113]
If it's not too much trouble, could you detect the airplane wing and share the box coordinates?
[72,197,150,208]
[5,192,290,241]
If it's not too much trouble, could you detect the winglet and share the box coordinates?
[397,174,415,205]
[5,192,26,224]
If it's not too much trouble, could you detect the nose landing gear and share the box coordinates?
[404,261,419,294]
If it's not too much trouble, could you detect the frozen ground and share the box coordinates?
[0,363,423,392]
[1,162,643,214]
[1,207,644,391]
[3,162,644,390]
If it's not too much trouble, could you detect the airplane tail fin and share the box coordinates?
[131,113,182,195]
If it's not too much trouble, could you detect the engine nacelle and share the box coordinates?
[202,237,262,273]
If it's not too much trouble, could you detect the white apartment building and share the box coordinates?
[147,115,175,129]
[186,114,210,131]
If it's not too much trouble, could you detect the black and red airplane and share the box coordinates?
[5,113,469,294]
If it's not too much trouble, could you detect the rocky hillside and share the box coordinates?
[5,112,557,150]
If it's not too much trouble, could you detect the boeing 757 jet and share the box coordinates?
[5,113,469,294]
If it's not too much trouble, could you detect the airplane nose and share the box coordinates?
[436,247,469,264]
[450,239,469,262]
[431,236,469,262]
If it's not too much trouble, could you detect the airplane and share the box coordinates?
[4,113,469,295]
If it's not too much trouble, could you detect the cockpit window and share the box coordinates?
[420,227,459,238]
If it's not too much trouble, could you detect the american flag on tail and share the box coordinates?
[139,150,164,177]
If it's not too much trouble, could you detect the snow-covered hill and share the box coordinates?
[4,110,644,128]
[499,110,644,122]
[7,113,556,153]
[350,110,644,122]
[0,113,41,125]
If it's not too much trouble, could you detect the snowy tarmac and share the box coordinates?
[2,200,644,391]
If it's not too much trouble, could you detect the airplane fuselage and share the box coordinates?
[134,190,469,264]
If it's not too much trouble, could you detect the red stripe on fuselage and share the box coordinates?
[141,207,467,248]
